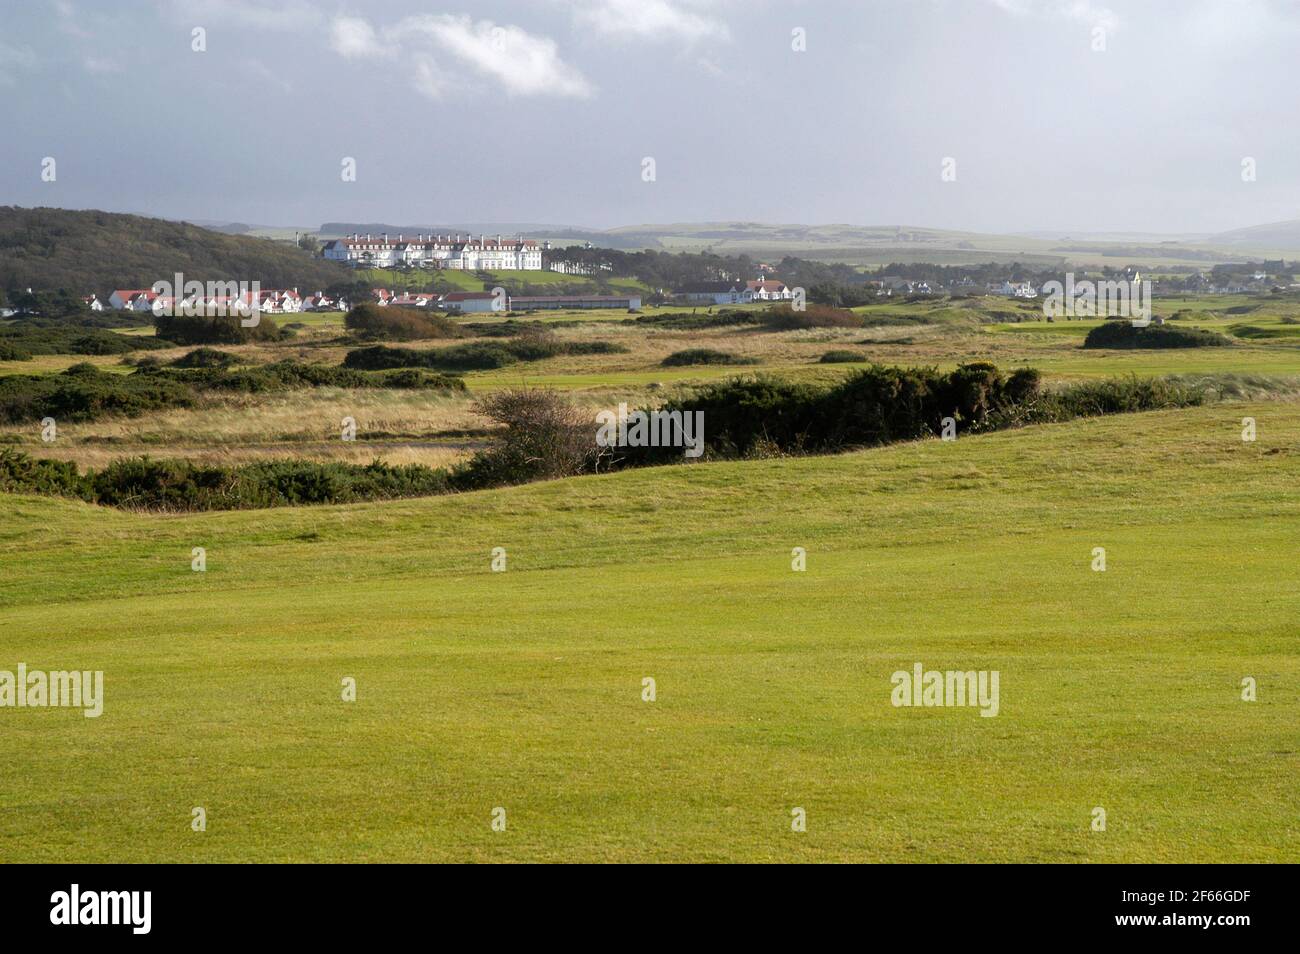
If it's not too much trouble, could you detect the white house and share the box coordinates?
[81,295,104,311]
[323,233,543,271]
[439,292,500,313]
[681,282,753,305]
[746,278,793,301]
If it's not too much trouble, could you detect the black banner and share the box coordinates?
[0,864,1287,940]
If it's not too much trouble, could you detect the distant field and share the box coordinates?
[2,402,1297,861]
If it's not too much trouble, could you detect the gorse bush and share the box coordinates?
[0,362,196,424]
[0,449,453,511]
[661,348,759,367]
[642,363,1195,460]
[145,360,468,394]
[0,449,92,499]
[762,303,864,330]
[819,349,867,363]
[425,343,519,370]
[343,339,628,372]
[1083,322,1233,349]
[0,359,466,424]
[87,457,452,511]
[171,347,239,369]
[0,319,171,356]
[343,303,462,341]
[153,312,282,345]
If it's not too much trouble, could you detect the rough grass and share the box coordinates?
[1,401,1297,861]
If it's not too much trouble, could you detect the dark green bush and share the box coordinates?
[0,448,92,499]
[171,347,239,368]
[0,363,196,424]
[146,360,466,394]
[343,303,462,341]
[0,341,32,361]
[0,320,171,356]
[1083,322,1232,349]
[342,344,434,370]
[651,363,1051,458]
[762,303,864,330]
[344,339,626,372]
[661,349,759,367]
[423,343,517,370]
[374,368,468,391]
[88,456,450,511]
[562,341,629,355]
[819,349,867,363]
[153,311,282,345]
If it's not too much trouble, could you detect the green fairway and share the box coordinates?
[2,401,1297,862]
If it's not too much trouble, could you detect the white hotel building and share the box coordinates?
[321,233,543,270]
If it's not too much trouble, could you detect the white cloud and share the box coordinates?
[334,14,593,100]
[574,0,730,43]
[330,16,385,59]
[394,15,594,98]
[988,0,1119,32]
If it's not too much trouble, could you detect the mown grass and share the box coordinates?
[1,401,1297,861]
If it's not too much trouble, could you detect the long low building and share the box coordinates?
[322,233,543,270]
[507,295,641,311]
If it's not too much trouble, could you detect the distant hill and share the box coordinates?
[319,222,652,249]
[0,207,349,297]
[1207,220,1300,250]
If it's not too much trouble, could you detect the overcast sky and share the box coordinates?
[2,0,1298,234]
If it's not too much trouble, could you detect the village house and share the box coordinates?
[301,292,346,311]
[109,289,159,311]
[746,278,793,301]
[388,292,437,308]
[255,289,302,314]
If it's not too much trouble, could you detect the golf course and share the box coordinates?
[2,381,1296,861]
